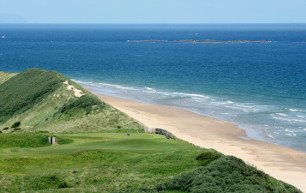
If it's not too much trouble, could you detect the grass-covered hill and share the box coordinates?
[0,69,143,133]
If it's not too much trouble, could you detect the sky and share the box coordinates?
[0,0,306,24]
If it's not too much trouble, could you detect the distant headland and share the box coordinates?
[127,39,273,44]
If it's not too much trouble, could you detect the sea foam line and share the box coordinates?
[75,79,306,135]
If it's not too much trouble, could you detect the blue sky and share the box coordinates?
[0,0,306,23]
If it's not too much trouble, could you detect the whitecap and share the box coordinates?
[145,87,156,92]
[285,133,297,136]
[275,113,288,117]
[271,116,306,123]
[266,133,275,139]
[285,129,295,133]
[171,92,210,99]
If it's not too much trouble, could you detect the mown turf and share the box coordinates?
[0,132,300,193]
[0,133,201,193]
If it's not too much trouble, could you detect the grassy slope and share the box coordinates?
[0,71,16,85]
[0,69,143,133]
[0,133,300,193]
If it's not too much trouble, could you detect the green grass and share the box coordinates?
[0,132,300,193]
[0,133,50,148]
[0,69,65,123]
[0,69,143,133]
[157,156,299,193]
[0,133,73,148]
[0,133,201,192]
[0,71,16,85]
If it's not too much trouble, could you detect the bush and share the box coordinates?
[56,136,73,145]
[156,156,301,193]
[0,133,73,148]
[195,149,222,166]
[58,95,105,115]
[0,133,49,148]
[11,121,21,128]
[28,175,71,190]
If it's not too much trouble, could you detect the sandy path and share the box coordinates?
[93,92,306,192]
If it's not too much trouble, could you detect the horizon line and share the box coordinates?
[1,22,306,25]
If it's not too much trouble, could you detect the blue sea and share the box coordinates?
[1,24,306,151]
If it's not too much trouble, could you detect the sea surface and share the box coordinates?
[1,24,306,151]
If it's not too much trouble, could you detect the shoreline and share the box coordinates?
[78,80,306,152]
[91,91,306,192]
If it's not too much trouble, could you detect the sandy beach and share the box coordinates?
[93,92,306,192]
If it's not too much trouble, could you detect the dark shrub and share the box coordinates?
[29,175,70,190]
[195,149,222,166]
[156,156,301,193]
[11,121,21,128]
[0,133,49,148]
[56,136,73,145]
[58,95,105,115]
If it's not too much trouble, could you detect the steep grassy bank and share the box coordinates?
[0,69,143,133]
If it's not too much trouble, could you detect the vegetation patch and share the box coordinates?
[29,175,70,190]
[0,133,300,192]
[11,121,21,129]
[0,68,144,132]
[58,94,106,115]
[0,68,65,123]
[0,133,50,148]
[0,133,72,148]
[156,156,301,193]
[0,71,16,85]
[195,149,222,166]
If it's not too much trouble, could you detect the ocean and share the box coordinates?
[1,24,306,151]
